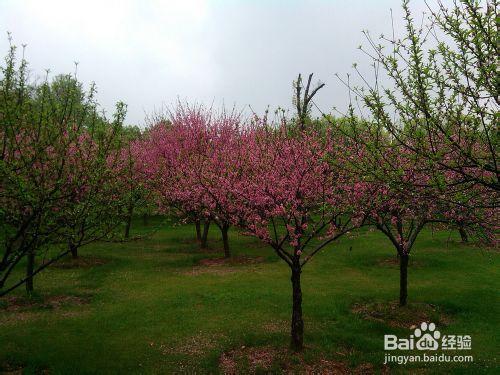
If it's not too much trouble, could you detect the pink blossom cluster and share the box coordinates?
[133,103,497,259]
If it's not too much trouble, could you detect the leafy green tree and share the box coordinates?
[0,37,127,296]
[344,0,498,205]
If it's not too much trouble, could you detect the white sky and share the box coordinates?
[0,0,444,126]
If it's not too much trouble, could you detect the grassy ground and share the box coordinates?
[0,218,498,374]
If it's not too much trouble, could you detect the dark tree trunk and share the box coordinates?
[142,214,149,226]
[458,225,468,243]
[69,243,78,259]
[201,220,210,249]
[124,205,134,239]
[290,265,304,351]
[399,253,409,306]
[195,220,202,242]
[26,248,35,295]
[221,224,230,258]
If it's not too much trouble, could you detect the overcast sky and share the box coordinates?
[0,0,442,126]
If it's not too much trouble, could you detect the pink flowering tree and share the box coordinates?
[61,119,131,259]
[185,108,245,257]
[347,128,495,307]
[138,104,243,256]
[233,123,369,351]
[364,150,441,306]
[0,40,127,296]
[137,109,207,242]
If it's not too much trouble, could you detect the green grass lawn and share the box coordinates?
[0,218,498,374]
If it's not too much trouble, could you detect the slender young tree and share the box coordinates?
[233,124,369,351]
[118,126,149,239]
[344,126,496,306]
[365,147,441,306]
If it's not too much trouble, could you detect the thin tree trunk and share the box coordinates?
[142,214,149,226]
[458,225,468,243]
[124,205,134,239]
[290,264,304,351]
[201,220,210,249]
[69,243,78,259]
[195,220,202,242]
[221,224,230,258]
[26,248,35,295]
[399,253,409,307]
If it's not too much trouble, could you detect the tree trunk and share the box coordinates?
[399,253,409,307]
[26,248,35,295]
[69,243,78,259]
[195,220,202,242]
[124,205,134,239]
[458,225,468,243]
[142,214,149,226]
[290,265,304,351]
[201,220,210,249]
[221,224,230,258]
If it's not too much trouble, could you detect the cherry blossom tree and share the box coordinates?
[232,123,369,351]
[0,39,127,296]
[185,108,244,257]
[341,122,497,306]
[363,147,442,306]
[138,104,243,257]
[61,122,130,260]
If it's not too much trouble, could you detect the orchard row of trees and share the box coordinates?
[133,96,495,350]
[1,0,497,352]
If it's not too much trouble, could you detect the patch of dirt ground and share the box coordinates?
[0,364,49,375]
[0,294,92,324]
[219,346,384,374]
[261,320,289,334]
[1,295,91,312]
[0,363,24,375]
[351,301,452,329]
[154,332,226,357]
